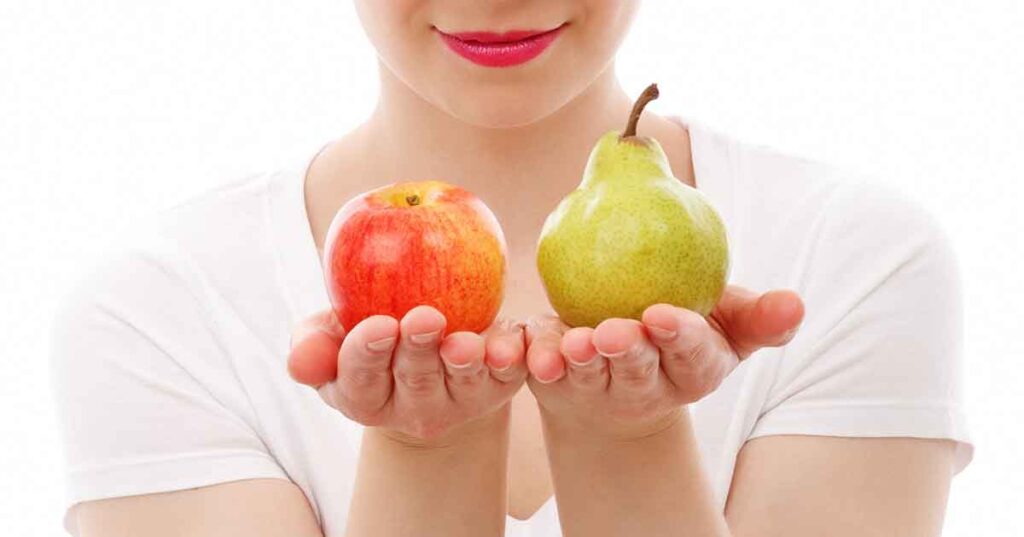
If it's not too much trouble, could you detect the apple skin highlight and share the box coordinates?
[323,180,508,334]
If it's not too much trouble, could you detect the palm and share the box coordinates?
[288,306,528,442]
[524,285,805,438]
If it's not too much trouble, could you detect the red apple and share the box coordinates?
[323,180,507,334]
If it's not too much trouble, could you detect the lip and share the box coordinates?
[435,24,567,68]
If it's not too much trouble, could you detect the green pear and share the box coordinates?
[536,84,730,328]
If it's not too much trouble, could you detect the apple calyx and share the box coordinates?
[406,194,422,207]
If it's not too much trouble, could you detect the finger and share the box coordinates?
[290,309,346,348]
[439,331,489,400]
[392,305,448,400]
[561,327,609,392]
[710,286,805,359]
[592,318,660,392]
[525,315,568,384]
[328,315,399,413]
[287,310,346,387]
[483,318,527,384]
[643,305,734,400]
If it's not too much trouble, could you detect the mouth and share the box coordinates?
[434,23,568,68]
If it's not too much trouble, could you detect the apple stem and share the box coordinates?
[622,83,660,139]
[406,194,421,207]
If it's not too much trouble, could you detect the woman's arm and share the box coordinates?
[73,305,524,537]
[527,285,956,536]
[541,408,725,536]
[290,306,528,536]
[542,409,955,537]
[526,286,957,536]
[346,408,511,537]
[74,479,323,537]
[726,435,955,536]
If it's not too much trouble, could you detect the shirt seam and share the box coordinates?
[68,449,279,475]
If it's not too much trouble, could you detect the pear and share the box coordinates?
[536,84,729,328]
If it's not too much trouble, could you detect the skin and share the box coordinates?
[73,1,958,535]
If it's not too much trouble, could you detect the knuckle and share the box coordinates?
[341,367,389,389]
[571,362,609,385]
[491,366,526,385]
[683,339,706,364]
[614,360,659,385]
[666,339,705,370]
[447,367,488,387]
[396,369,442,395]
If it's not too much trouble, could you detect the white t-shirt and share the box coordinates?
[50,118,973,536]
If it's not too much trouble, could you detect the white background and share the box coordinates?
[2,0,1021,534]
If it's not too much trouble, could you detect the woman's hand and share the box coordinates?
[287,305,527,445]
[525,285,805,439]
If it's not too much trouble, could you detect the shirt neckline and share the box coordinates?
[268,140,335,325]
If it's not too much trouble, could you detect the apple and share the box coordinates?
[323,180,508,334]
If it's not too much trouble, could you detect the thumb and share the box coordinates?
[287,310,346,387]
[711,286,805,358]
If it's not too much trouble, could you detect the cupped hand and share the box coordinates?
[525,285,805,439]
[287,305,527,444]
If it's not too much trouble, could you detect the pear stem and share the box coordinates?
[622,83,660,139]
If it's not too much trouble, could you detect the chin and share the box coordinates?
[444,100,555,129]
[433,80,579,129]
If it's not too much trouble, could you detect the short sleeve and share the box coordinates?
[49,233,288,531]
[749,183,973,473]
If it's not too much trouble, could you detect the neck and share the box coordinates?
[326,62,695,244]
[361,63,648,198]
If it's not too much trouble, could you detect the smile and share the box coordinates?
[434,24,567,68]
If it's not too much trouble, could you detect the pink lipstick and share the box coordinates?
[435,24,567,68]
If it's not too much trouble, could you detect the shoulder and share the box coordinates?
[51,167,297,358]
[713,131,963,369]
[48,176,297,524]
[153,170,281,261]
[691,122,953,284]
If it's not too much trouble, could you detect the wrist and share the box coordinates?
[374,404,511,450]
[540,404,687,444]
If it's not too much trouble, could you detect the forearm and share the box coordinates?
[345,406,511,537]
[542,407,729,537]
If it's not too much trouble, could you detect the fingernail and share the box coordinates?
[491,362,513,373]
[566,352,599,367]
[600,341,642,359]
[488,353,514,372]
[444,359,475,370]
[535,372,564,384]
[410,330,442,345]
[646,326,677,341]
[366,336,396,352]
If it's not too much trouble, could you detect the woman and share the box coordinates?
[51,1,972,535]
